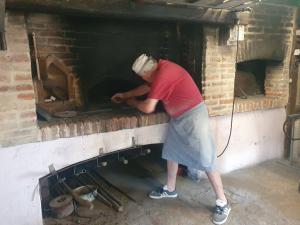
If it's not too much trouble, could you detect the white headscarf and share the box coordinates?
[132,54,156,76]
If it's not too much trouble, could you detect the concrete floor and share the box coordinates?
[44,156,300,225]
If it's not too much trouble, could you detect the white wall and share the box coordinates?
[212,108,285,172]
[0,108,286,225]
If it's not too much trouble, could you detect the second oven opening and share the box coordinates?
[235,59,283,99]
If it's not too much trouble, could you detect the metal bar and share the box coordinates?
[73,175,113,209]
[31,32,41,80]
[84,172,122,206]
[0,0,5,33]
[288,113,300,120]
[82,172,123,212]
[91,169,137,203]
[52,182,65,195]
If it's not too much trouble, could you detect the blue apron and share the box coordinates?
[162,102,216,172]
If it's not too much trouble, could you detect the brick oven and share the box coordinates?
[0,0,298,224]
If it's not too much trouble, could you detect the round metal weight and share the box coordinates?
[49,195,74,219]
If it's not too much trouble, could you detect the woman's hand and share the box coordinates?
[111,93,125,103]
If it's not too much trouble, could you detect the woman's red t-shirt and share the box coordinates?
[148,59,203,118]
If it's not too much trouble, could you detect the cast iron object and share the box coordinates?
[60,179,94,209]
[49,194,74,219]
[74,175,113,209]
[82,172,123,212]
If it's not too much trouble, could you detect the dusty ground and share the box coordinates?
[44,154,300,225]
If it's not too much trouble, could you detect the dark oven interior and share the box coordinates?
[27,15,203,121]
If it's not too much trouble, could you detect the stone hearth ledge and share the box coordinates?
[38,111,169,141]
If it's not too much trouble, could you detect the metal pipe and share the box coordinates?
[91,169,137,203]
[73,175,113,209]
[82,172,123,212]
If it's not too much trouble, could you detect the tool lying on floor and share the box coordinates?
[91,169,137,203]
[59,178,94,209]
[79,171,124,212]
[73,175,113,209]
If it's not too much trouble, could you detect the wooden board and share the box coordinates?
[5,0,236,24]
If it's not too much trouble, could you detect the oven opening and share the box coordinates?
[235,59,282,99]
[27,15,203,125]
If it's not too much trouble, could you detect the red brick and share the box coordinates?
[220,99,233,104]
[47,38,66,45]
[7,38,28,45]
[7,54,30,63]
[0,55,10,63]
[11,63,31,72]
[0,86,9,92]
[204,75,219,81]
[38,46,68,53]
[30,23,48,30]
[0,112,17,122]
[16,84,33,91]
[17,93,35,100]
[14,74,32,81]
[36,30,65,38]
[0,63,11,71]
[0,74,10,82]
[20,111,36,119]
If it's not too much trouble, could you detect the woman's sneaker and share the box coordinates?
[148,185,178,199]
[212,199,231,225]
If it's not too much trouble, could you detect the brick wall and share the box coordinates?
[0,4,298,146]
[242,3,296,104]
[25,14,89,76]
[202,27,236,116]
[25,14,184,100]
[0,12,38,146]
[295,9,300,109]
[202,2,298,116]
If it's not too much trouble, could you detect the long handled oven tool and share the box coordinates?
[85,172,122,206]
[53,182,66,195]
[73,175,113,209]
[81,172,123,212]
[30,32,45,103]
[91,169,137,203]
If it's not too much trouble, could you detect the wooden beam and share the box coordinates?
[5,0,237,24]
[6,0,123,14]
